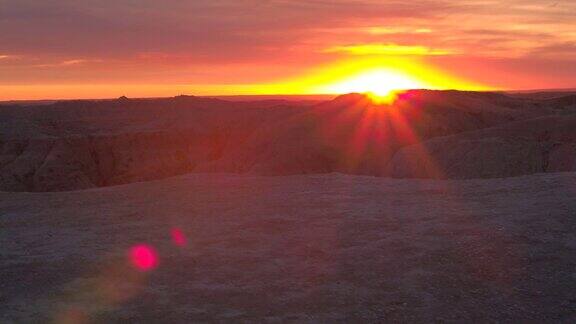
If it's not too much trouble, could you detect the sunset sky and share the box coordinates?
[1,0,575,100]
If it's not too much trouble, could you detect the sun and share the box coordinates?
[245,58,490,100]
[321,68,425,104]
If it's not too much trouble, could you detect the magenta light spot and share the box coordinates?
[396,91,413,101]
[129,244,158,271]
[171,228,187,247]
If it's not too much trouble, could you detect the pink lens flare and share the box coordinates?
[171,228,187,247]
[129,244,158,271]
[395,90,414,101]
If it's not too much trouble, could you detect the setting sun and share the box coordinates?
[319,69,424,103]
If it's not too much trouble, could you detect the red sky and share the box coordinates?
[1,0,575,99]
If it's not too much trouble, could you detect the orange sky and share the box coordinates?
[1,0,575,100]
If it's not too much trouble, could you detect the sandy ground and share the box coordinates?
[1,172,576,322]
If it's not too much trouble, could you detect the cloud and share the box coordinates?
[324,44,454,56]
[366,27,433,35]
[0,0,574,87]
[529,42,576,57]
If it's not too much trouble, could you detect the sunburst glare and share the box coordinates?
[319,68,425,103]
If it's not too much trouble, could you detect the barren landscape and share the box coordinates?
[1,91,576,192]
[2,91,576,322]
[2,172,576,322]
[2,0,576,322]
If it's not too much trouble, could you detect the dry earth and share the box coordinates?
[1,172,576,322]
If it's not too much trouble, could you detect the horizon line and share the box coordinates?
[1,87,576,103]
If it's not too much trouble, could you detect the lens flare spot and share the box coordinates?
[129,244,158,271]
[171,228,187,247]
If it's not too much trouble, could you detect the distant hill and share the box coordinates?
[206,94,336,102]
[505,88,576,99]
[0,99,59,106]
[0,94,335,106]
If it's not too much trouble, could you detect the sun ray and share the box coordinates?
[320,68,425,102]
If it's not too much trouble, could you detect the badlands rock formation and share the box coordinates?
[0,96,303,191]
[1,91,575,191]
[386,114,576,179]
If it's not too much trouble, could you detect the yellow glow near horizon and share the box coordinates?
[320,69,424,100]
[324,44,454,56]
[0,58,493,101]
[302,58,492,97]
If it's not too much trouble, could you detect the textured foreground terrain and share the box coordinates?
[1,173,576,322]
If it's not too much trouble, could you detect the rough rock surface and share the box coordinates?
[1,173,576,322]
[1,91,576,191]
[386,114,576,179]
[206,91,555,176]
[0,96,302,191]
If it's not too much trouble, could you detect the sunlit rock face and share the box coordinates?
[204,90,554,176]
[386,114,576,179]
[0,90,576,191]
